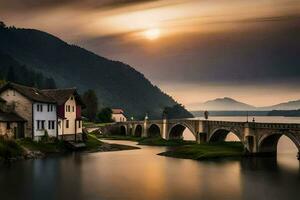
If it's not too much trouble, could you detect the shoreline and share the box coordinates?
[96,135,245,160]
[0,134,139,163]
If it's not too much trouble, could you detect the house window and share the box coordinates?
[78,121,81,128]
[47,105,53,112]
[72,106,74,112]
[37,104,43,112]
[49,105,54,112]
[66,120,69,128]
[71,97,74,100]
[13,90,16,96]
[37,120,45,130]
[48,121,55,130]
[66,105,71,112]
[41,120,45,129]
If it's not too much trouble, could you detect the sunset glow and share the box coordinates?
[144,28,160,40]
[1,0,299,109]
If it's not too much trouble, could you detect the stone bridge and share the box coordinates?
[115,118,300,159]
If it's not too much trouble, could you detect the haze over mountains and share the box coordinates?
[192,97,300,111]
[0,23,192,119]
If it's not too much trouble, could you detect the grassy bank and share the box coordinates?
[138,137,195,146]
[17,138,67,154]
[83,122,115,127]
[97,135,195,146]
[0,137,24,161]
[86,134,139,152]
[96,135,141,141]
[0,134,139,162]
[78,133,245,161]
[158,142,245,160]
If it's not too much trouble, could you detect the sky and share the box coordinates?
[1,0,300,110]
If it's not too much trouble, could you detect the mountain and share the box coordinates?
[0,51,56,89]
[192,97,256,111]
[262,100,300,110]
[0,24,192,119]
[190,97,256,111]
[191,97,300,112]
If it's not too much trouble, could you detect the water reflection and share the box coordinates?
[0,139,299,200]
[1,114,300,200]
[183,128,196,141]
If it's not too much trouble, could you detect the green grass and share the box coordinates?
[96,135,141,141]
[96,135,195,146]
[158,142,245,160]
[83,122,114,127]
[0,137,24,160]
[138,137,195,146]
[85,134,104,151]
[17,138,67,154]
[89,135,245,160]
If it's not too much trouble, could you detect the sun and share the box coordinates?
[144,28,161,40]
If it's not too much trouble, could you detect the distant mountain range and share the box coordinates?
[0,23,192,119]
[191,97,300,111]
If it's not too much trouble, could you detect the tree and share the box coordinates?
[163,104,194,119]
[0,21,6,29]
[82,90,98,121]
[97,107,113,123]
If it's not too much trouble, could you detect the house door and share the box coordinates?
[16,122,25,138]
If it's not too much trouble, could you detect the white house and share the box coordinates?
[112,109,127,122]
[42,88,85,141]
[33,102,57,138]
[0,83,57,140]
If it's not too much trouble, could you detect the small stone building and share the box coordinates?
[0,97,26,139]
[112,109,127,122]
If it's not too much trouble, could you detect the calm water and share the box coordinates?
[0,116,299,200]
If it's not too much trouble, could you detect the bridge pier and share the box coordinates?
[197,132,208,144]
[162,117,168,139]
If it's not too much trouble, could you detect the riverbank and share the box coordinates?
[97,135,245,160]
[96,135,194,146]
[0,134,139,162]
[158,142,244,160]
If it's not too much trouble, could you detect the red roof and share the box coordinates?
[112,109,124,114]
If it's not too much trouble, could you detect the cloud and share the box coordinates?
[0,0,161,11]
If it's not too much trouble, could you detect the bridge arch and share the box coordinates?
[119,125,127,136]
[148,124,161,137]
[258,132,300,155]
[134,124,143,137]
[168,123,196,140]
[208,128,243,143]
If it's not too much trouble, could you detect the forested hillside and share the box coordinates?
[0,51,56,89]
[0,22,192,119]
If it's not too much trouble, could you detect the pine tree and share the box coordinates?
[0,21,6,29]
[82,90,98,122]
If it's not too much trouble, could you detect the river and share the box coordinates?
[0,116,299,200]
